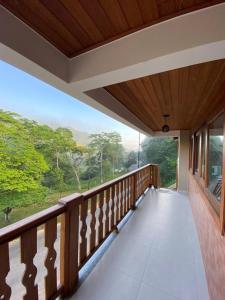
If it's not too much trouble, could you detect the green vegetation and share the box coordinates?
[0,110,126,226]
[141,137,178,187]
[0,110,177,228]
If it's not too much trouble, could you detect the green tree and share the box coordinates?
[89,132,124,182]
[64,144,88,191]
[142,137,177,187]
[80,147,99,188]
[24,121,80,192]
[124,151,138,170]
[0,110,48,220]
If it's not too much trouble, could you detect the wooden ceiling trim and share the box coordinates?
[61,0,104,43]
[150,75,168,120]
[160,72,176,129]
[106,82,157,129]
[40,0,93,48]
[186,63,212,128]
[99,0,129,34]
[104,60,225,131]
[79,0,116,39]
[118,0,143,28]
[28,0,83,51]
[142,77,161,112]
[1,0,224,57]
[184,60,223,129]
[3,0,82,56]
[192,62,225,128]
[168,69,180,129]
[126,80,160,128]
[207,88,225,123]
[116,82,150,123]
[180,67,190,129]
[186,63,214,128]
[137,0,159,22]
[107,84,155,128]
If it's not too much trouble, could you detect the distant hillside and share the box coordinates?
[64,127,137,151]
[69,128,90,145]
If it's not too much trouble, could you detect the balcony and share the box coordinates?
[0,165,208,300]
[72,188,209,300]
[1,2,225,299]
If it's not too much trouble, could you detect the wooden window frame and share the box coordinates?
[194,131,202,176]
[190,109,225,234]
[189,135,192,170]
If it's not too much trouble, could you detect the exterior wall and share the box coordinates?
[178,130,190,192]
[188,173,225,300]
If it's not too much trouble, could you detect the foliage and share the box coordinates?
[141,137,177,187]
[124,151,138,170]
[0,109,178,226]
[0,111,48,194]
[88,132,124,182]
[0,110,126,224]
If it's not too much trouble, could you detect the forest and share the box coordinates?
[0,110,177,227]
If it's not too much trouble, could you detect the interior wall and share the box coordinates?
[188,173,225,300]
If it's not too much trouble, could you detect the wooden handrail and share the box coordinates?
[0,164,160,300]
[82,164,151,199]
[0,204,65,245]
[0,193,82,245]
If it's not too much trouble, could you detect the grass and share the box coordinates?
[0,190,75,228]
[0,171,126,229]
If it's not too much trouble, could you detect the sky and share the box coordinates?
[0,60,146,150]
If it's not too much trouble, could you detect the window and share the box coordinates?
[208,113,224,203]
[189,135,193,169]
[201,131,206,179]
[194,134,200,174]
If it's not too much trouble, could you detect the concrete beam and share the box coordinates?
[0,6,68,81]
[69,3,225,91]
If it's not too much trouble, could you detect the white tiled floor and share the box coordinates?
[70,188,209,300]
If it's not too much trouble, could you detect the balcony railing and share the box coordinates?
[0,164,160,300]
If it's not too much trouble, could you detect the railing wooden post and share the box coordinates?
[154,165,160,188]
[149,164,152,188]
[131,172,137,210]
[59,193,83,298]
[0,243,11,300]
[148,164,160,189]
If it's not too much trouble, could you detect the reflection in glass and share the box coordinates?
[208,114,224,202]
[202,132,205,178]
[194,135,200,174]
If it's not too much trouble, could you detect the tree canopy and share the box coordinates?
[141,137,177,187]
[0,110,126,222]
[0,111,48,193]
[0,109,178,226]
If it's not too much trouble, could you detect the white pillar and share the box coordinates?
[178,130,190,192]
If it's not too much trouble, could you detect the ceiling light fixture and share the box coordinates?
[162,114,170,132]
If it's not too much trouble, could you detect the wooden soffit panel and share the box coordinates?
[104,59,225,131]
[0,0,224,57]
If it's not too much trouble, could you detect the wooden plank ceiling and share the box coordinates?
[105,59,225,131]
[0,0,223,57]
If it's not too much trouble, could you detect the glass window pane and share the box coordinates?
[194,135,200,174]
[202,132,205,178]
[208,114,224,203]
